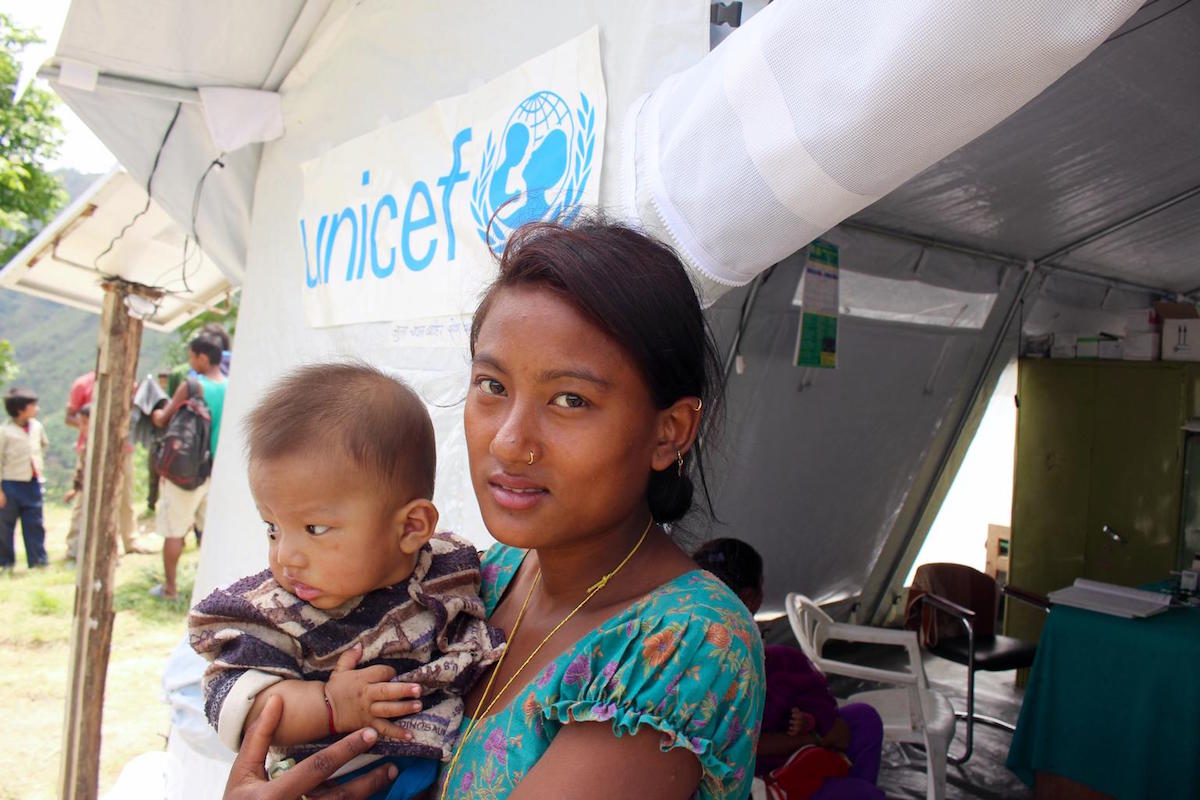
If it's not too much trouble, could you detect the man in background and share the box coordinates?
[64,370,153,562]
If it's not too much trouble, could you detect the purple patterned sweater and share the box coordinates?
[188,531,505,763]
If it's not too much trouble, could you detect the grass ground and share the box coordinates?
[0,502,200,800]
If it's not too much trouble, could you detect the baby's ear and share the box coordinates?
[395,498,439,555]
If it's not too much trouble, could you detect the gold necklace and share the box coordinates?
[439,518,655,798]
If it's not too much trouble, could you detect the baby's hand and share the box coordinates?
[324,643,424,742]
[787,708,816,737]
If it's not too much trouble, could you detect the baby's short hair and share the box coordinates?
[246,362,436,499]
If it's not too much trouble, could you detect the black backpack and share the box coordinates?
[153,378,213,489]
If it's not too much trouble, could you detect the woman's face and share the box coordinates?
[465,286,662,549]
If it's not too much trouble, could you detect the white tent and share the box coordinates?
[0,169,233,331]
[34,0,1198,792]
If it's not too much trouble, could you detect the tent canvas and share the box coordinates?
[30,0,1200,791]
[0,169,233,331]
[38,0,1181,615]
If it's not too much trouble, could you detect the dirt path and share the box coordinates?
[0,504,200,800]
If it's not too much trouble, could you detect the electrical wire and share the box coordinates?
[92,102,183,275]
[1105,0,1194,43]
[180,154,227,294]
[143,152,227,314]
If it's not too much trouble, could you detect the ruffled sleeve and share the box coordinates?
[531,572,765,799]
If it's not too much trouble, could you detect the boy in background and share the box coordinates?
[0,388,49,572]
[151,333,227,599]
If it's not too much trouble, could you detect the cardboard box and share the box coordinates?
[985,524,1010,585]
[1050,332,1077,359]
[1156,302,1200,362]
[1098,339,1123,360]
[1124,331,1160,360]
[1076,337,1100,358]
[1123,307,1157,334]
[1163,320,1200,361]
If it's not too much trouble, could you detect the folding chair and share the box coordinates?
[786,593,956,800]
[906,562,1049,765]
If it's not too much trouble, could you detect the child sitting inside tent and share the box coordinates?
[694,538,885,800]
[189,363,505,800]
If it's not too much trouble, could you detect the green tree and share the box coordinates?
[0,13,68,264]
[0,338,16,386]
[165,293,239,368]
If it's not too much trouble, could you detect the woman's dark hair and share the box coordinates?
[470,215,723,524]
[3,387,38,419]
[692,538,764,595]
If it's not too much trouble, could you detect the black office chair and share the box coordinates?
[905,562,1049,765]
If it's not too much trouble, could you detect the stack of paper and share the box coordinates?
[1048,578,1171,618]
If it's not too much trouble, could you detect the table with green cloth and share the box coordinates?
[1007,602,1200,799]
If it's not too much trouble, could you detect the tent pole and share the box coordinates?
[722,271,769,380]
[59,280,156,800]
[1036,183,1200,266]
[860,186,1200,618]
[861,262,1040,623]
[843,218,1185,298]
[841,221,1026,268]
[37,65,200,104]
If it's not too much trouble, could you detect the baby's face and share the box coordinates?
[250,451,416,609]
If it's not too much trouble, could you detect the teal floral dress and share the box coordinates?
[440,543,765,799]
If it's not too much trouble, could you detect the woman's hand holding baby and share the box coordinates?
[325,643,424,741]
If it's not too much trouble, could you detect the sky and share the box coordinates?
[4,0,118,174]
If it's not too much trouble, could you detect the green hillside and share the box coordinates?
[0,290,173,494]
[0,167,183,494]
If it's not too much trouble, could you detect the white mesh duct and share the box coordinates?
[624,0,1144,303]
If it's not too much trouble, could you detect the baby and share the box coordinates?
[189,363,504,799]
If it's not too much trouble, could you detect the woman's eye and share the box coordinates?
[551,393,587,409]
[305,524,331,536]
[476,377,505,396]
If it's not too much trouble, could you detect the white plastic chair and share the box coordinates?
[785,593,956,800]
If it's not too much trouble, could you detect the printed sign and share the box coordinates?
[298,29,605,327]
[792,240,839,368]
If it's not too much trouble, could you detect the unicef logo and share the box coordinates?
[471,91,596,253]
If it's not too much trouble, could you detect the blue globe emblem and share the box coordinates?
[472,91,596,254]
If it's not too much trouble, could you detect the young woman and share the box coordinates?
[225,220,765,800]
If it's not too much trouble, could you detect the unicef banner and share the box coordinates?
[298,29,605,327]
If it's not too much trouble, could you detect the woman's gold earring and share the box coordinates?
[676,451,685,477]
[693,398,703,412]
[528,451,536,465]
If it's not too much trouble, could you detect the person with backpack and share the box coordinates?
[151,333,227,600]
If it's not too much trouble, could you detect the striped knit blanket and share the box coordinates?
[189,531,505,763]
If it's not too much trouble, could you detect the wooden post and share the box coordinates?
[59,280,155,799]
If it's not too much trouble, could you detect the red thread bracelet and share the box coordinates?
[324,689,337,736]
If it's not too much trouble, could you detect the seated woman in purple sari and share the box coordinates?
[693,538,885,800]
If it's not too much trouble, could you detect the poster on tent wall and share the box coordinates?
[792,240,839,368]
[297,29,606,328]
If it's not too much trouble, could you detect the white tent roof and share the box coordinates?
[851,2,1200,298]
[38,1,333,287]
[0,169,232,331]
[37,1,1196,625]
[34,2,1199,791]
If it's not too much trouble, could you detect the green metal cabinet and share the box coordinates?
[1006,359,1191,645]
